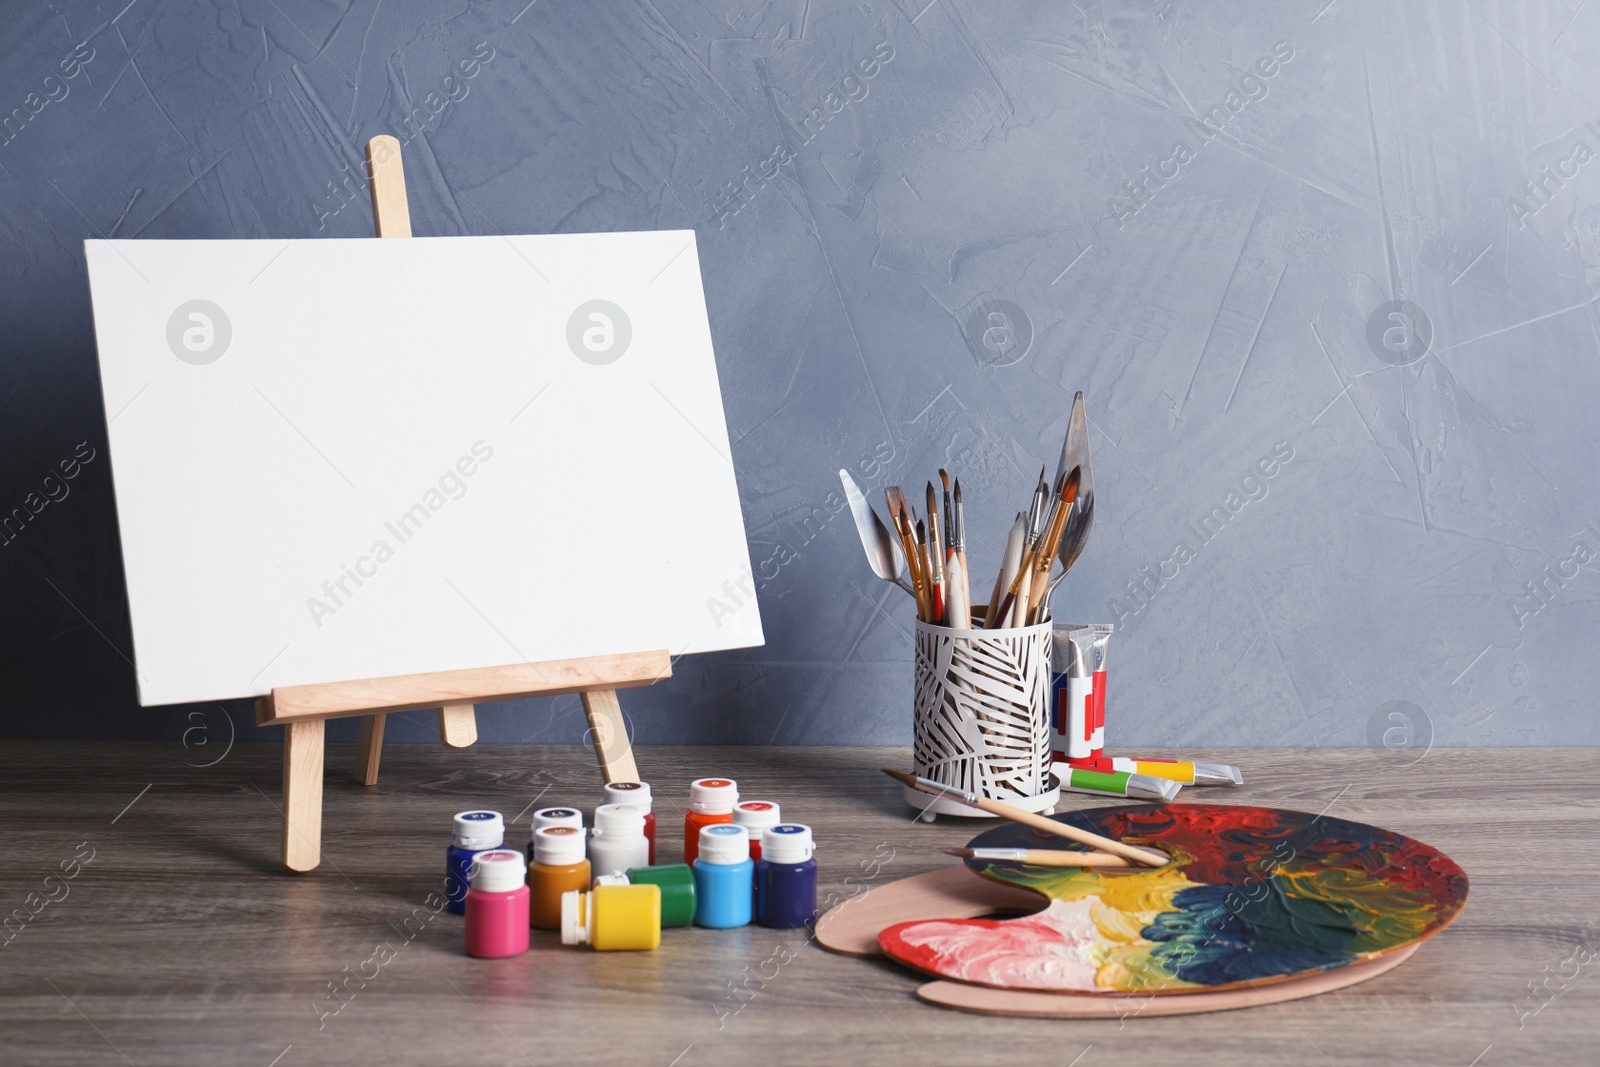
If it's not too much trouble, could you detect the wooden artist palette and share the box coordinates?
[819,804,1466,1018]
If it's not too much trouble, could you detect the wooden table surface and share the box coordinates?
[0,741,1594,1066]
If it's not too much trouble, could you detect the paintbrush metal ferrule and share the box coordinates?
[939,469,952,536]
[947,847,1028,861]
[883,768,980,807]
[920,776,978,806]
[951,478,965,552]
[1028,465,1048,539]
[945,847,1135,868]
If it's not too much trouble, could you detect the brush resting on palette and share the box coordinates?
[877,803,1468,995]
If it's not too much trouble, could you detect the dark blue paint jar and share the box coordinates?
[447,810,504,915]
[756,824,817,929]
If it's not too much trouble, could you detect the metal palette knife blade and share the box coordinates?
[839,469,914,595]
[1049,393,1095,593]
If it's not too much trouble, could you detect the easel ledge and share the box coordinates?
[256,134,676,875]
[257,649,672,874]
[255,651,672,723]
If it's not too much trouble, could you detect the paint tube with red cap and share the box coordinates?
[1049,624,1091,762]
[1083,623,1112,763]
[1049,623,1113,766]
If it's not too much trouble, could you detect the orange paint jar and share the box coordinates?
[529,825,590,930]
[684,778,738,865]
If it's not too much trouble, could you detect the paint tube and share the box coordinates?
[1050,625,1093,762]
[1050,623,1114,764]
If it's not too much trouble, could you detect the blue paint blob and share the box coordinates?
[1142,883,1359,984]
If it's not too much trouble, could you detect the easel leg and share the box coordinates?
[438,703,478,748]
[282,719,326,872]
[355,713,387,786]
[581,689,639,783]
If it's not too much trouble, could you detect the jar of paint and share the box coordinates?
[464,850,530,958]
[529,826,590,931]
[560,878,662,951]
[625,863,696,928]
[684,778,738,865]
[603,781,655,864]
[756,824,817,929]
[732,800,780,862]
[589,803,651,877]
[446,810,504,915]
[692,824,754,929]
[527,807,584,857]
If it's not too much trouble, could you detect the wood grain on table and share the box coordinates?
[0,742,1593,1066]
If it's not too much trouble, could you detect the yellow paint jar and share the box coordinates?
[560,879,661,951]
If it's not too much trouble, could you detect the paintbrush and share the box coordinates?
[988,555,1031,628]
[939,470,954,564]
[986,512,1025,623]
[883,769,1167,866]
[924,482,945,623]
[952,478,969,620]
[943,847,1134,869]
[916,518,937,623]
[1025,465,1082,624]
[1010,551,1034,628]
[944,554,970,628]
[996,468,1079,627]
[885,486,928,619]
[1024,465,1047,548]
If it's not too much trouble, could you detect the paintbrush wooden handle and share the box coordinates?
[892,511,929,620]
[920,541,940,622]
[985,571,1008,624]
[950,848,1133,868]
[987,515,1024,623]
[944,556,970,628]
[1021,851,1133,868]
[990,548,1038,628]
[973,796,1167,866]
[957,549,971,627]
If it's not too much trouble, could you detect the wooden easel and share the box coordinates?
[254,135,672,873]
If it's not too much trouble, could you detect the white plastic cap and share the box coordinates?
[593,874,629,887]
[594,803,645,837]
[603,781,652,812]
[560,889,591,945]
[534,825,587,866]
[532,807,584,832]
[452,810,504,849]
[733,800,780,831]
[698,823,749,865]
[470,850,525,893]
[762,824,814,864]
[689,778,739,814]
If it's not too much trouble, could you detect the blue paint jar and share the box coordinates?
[756,824,817,929]
[692,824,753,929]
[446,810,504,915]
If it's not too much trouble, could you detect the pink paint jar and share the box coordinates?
[464,850,530,959]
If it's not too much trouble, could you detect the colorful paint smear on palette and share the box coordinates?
[877,804,1468,994]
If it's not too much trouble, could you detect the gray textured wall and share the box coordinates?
[2,1,1594,750]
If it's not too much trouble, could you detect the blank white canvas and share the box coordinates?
[85,232,763,706]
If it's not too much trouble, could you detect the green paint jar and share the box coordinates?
[626,863,696,928]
